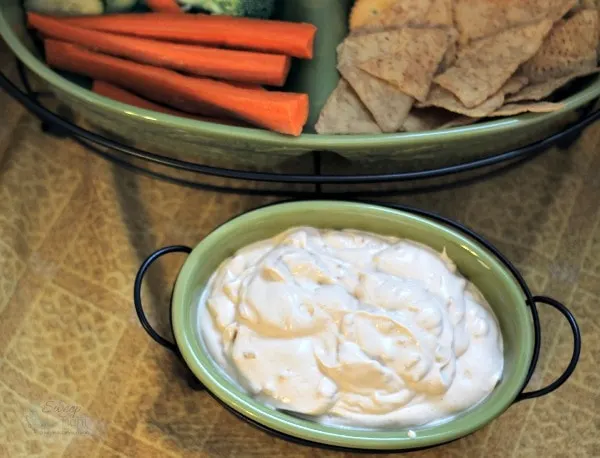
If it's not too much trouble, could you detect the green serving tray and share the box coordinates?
[1,0,599,171]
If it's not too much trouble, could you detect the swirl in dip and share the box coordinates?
[199,227,504,429]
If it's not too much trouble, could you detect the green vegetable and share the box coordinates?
[179,0,276,19]
[24,0,104,16]
[105,0,139,12]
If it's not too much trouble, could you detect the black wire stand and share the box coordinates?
[2,59,600,197]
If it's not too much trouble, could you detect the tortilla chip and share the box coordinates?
[338,32,430,132]
[567,3,600,61]
[339,30,396,64]
[402,108,458,131]
[502,76,530,96]
[417,76,525,116]
[337,39,359,66]
[402,107,473,131]
[507,68,600,102]
[340,65,414,132]
[338,41,413,131]
[572,0,600,11]
[439,28,459,72]
[375,0,453,28]
[520,10,599,83]
[454,0,577,44]
[489,102,565,116]
[434,19,554,108]
[422,0,454,27]
[315,79,382,134]
[340,28,445,63]
[358,28,450,101]
[418,84,505,117]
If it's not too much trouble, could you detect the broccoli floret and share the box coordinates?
[179,0,276,19]
[105,0,139,12]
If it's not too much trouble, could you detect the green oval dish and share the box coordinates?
[171,201,533,451]
[1,0,600,170]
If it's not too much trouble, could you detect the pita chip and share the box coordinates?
[434,19,554,107]
[489,102,565,116]
[315,79,382,134]
[507,68,600,102]
[520,9,599,83]
[358,28,449,101]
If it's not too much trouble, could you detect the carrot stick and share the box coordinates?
[61,13,318,59]
[45,40,309,136]
[146,0,182,13]
[28,13,291,86]
[92,80,247,126]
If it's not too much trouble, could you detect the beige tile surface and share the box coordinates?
[0,54,599,457]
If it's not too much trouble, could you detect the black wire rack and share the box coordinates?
[2,59,600,197]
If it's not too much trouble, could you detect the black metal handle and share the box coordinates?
[133,245,192,355]
[516,295,581,402]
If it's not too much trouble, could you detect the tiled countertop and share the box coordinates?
[1,48,599,457]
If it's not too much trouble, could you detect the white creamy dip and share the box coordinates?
[199,227,504,429]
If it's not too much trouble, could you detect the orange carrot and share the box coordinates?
[230,82,267,91]
[146,0,182,13]
[28,13,291,86]
[45,40,309,136]
[92,80,247,126]
[62,13,318,59]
